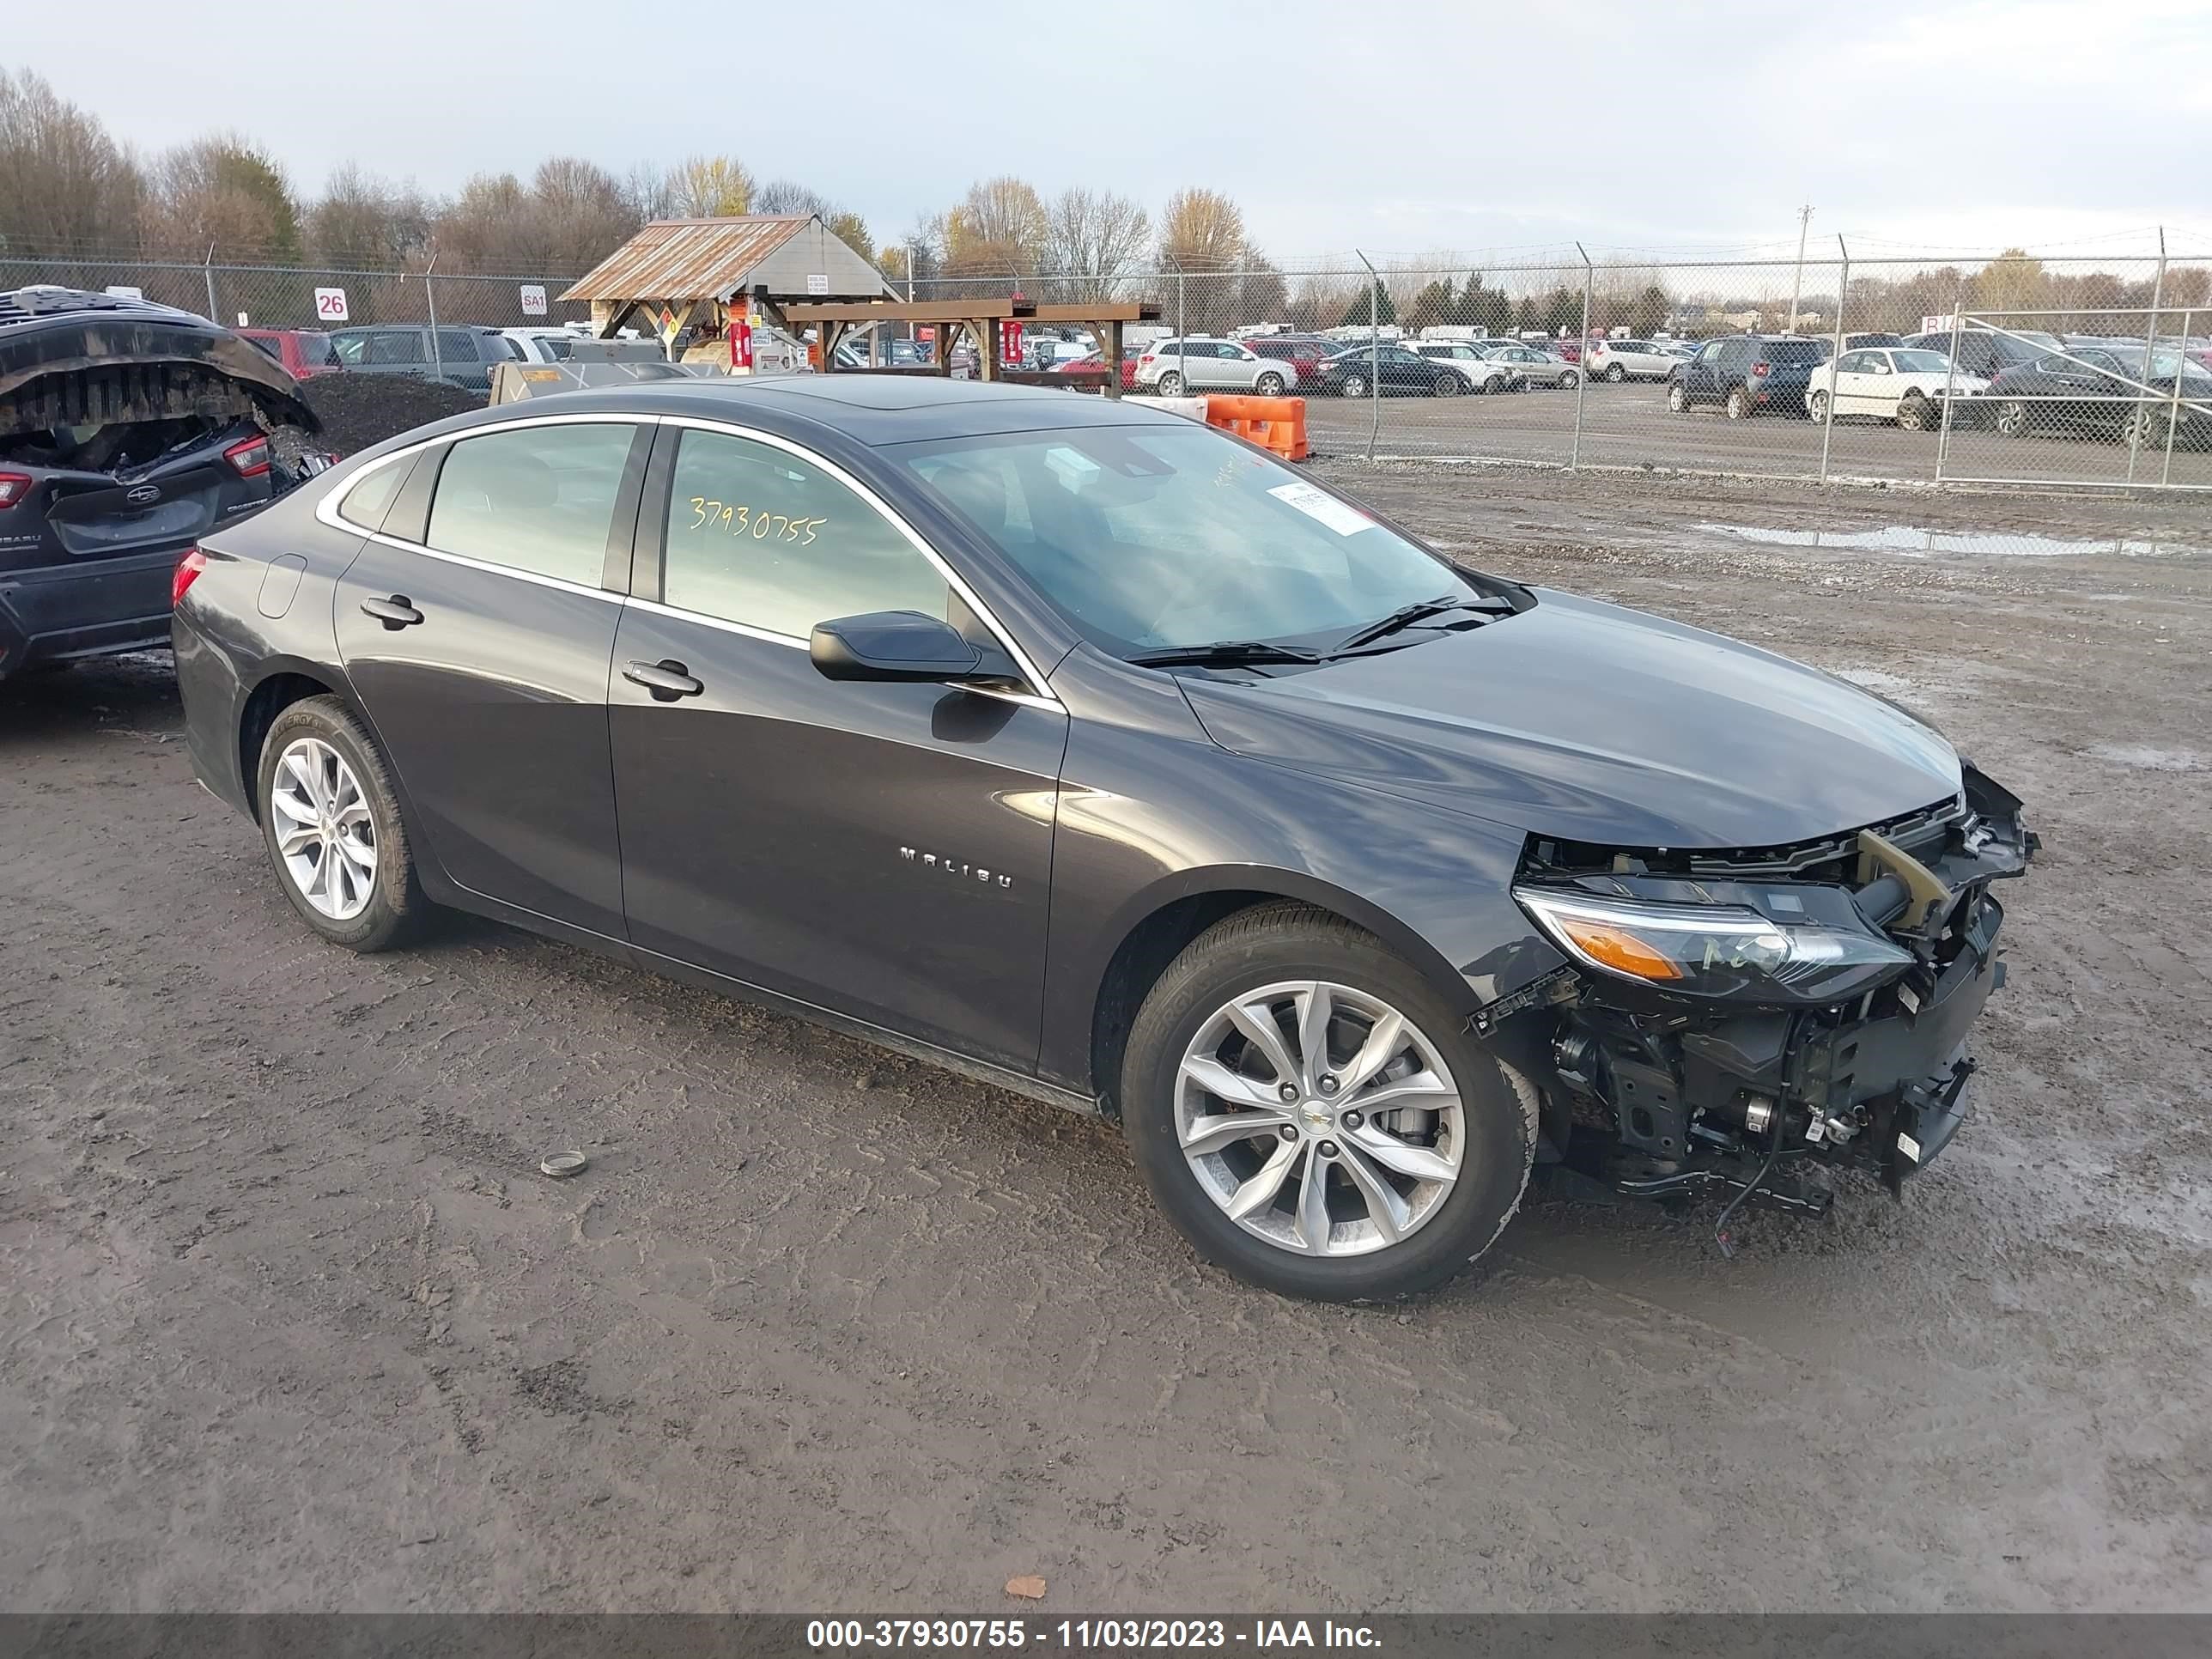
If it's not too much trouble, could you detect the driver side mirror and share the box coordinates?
[810,610,1017,686]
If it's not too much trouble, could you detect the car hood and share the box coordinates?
[1177,589,1963,848]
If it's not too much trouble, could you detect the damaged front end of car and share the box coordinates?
[1501,764,2035,1219]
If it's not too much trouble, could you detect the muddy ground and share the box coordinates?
[3,467,2208,1613]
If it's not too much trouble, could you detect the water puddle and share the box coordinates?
[1694,523,2209,558]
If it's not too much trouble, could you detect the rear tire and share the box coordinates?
[1157,371,1185,397]
[1606,362,1626,382]
[256,695,425,953]
[1121,902,1538,1303]
[1340,372,1368,399]
[1725,386,1752,420]
[1431,372,1460,398]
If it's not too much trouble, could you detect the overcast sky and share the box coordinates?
[14,0,2211,267]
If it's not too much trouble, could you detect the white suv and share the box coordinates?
[1134,337,1293,396]
[1408,340,1513,393]
[1583,339,1678,382]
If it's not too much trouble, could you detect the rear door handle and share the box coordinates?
[623,659,704,701]
[360,595,422,629]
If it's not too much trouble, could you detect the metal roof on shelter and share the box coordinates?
[558,216,895,305]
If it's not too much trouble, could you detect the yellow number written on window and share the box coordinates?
[686,498,828,544]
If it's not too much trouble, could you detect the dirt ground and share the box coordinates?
[3,466,2208,1614]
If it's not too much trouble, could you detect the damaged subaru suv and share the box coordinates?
[172,377,2032,1301]
[1,286,318,681]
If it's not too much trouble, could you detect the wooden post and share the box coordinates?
[975,317,998,382]
[1100,319,1123,399]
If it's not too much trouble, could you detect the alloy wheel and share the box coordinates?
[1808,391,1829,424]
[1995,399,2030,437]
[1175,980,1466,1258]
[1342,374,1366,398]
[269,736,378,921]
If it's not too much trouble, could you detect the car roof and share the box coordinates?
[392,375,1190,450]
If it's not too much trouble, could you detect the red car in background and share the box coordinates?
[1551,337,1584,364]
[1245,335,1334,390]
[238,328,340,380]
[1051,344,1143,392]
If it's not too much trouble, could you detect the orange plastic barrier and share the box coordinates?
[1202,395,1310,461]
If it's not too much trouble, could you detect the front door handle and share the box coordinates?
[360,595,422,629]
[623,659,704,701]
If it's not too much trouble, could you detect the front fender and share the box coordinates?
[1038,656,1569,1092]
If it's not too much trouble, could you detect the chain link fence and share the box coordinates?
[912,252,2212,490]
[10,249,2208,489]
[0,255,591,333]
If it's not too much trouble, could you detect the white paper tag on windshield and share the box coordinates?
[1268,481,1374,536]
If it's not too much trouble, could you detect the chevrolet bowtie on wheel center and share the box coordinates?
[173,376,2034,1302]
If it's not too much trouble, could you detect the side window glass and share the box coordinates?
[664,429,949,640]
[1837,351,1872,374]
[426,422,635,585]
[436,331,481,362]
[368,332,426,366]
[337,456,410,531]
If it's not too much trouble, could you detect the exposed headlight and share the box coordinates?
[1512,884,1914,1003]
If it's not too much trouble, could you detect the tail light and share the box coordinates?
[1752,362,1771,377]
[172,547,208,607]
[1139,353,1156,365]
[224,434,272,477]
[0,471,29,508]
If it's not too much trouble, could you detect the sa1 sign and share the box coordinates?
[313,288,349,323]
[519,284,548,317]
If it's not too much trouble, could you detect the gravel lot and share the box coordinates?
[1302,380,2212,490]
[3,466,2208,1613]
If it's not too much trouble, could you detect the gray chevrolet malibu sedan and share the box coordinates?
[173,377,2033,1301]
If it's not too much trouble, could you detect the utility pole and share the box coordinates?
[1785,204,1812,334]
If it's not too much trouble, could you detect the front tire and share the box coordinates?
[1558,369,1579,390]
[1254,371,1286,396]
[1668,380,1690,413]
[257,696,424,952]
[1121,903,1537,1302]
[1808,389,1830,424]
[1994,398,2031,437]
[1896,391,1934,431]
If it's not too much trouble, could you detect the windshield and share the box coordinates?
[896,423,1486,656]
[1892,349,1949,373]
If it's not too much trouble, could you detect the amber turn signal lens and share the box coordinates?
[1551,920,1684,981]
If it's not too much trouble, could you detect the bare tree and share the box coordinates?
[306,163,430,270]
[755,179,833,217]
[1044,187,1149,301]
[1157,188,1253,327]
[665,155,756,219]
[942,177,1049,292]
[145,133,302,262]
[0,69,146,258]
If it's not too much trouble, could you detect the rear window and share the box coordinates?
[1765,341,1827,365]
